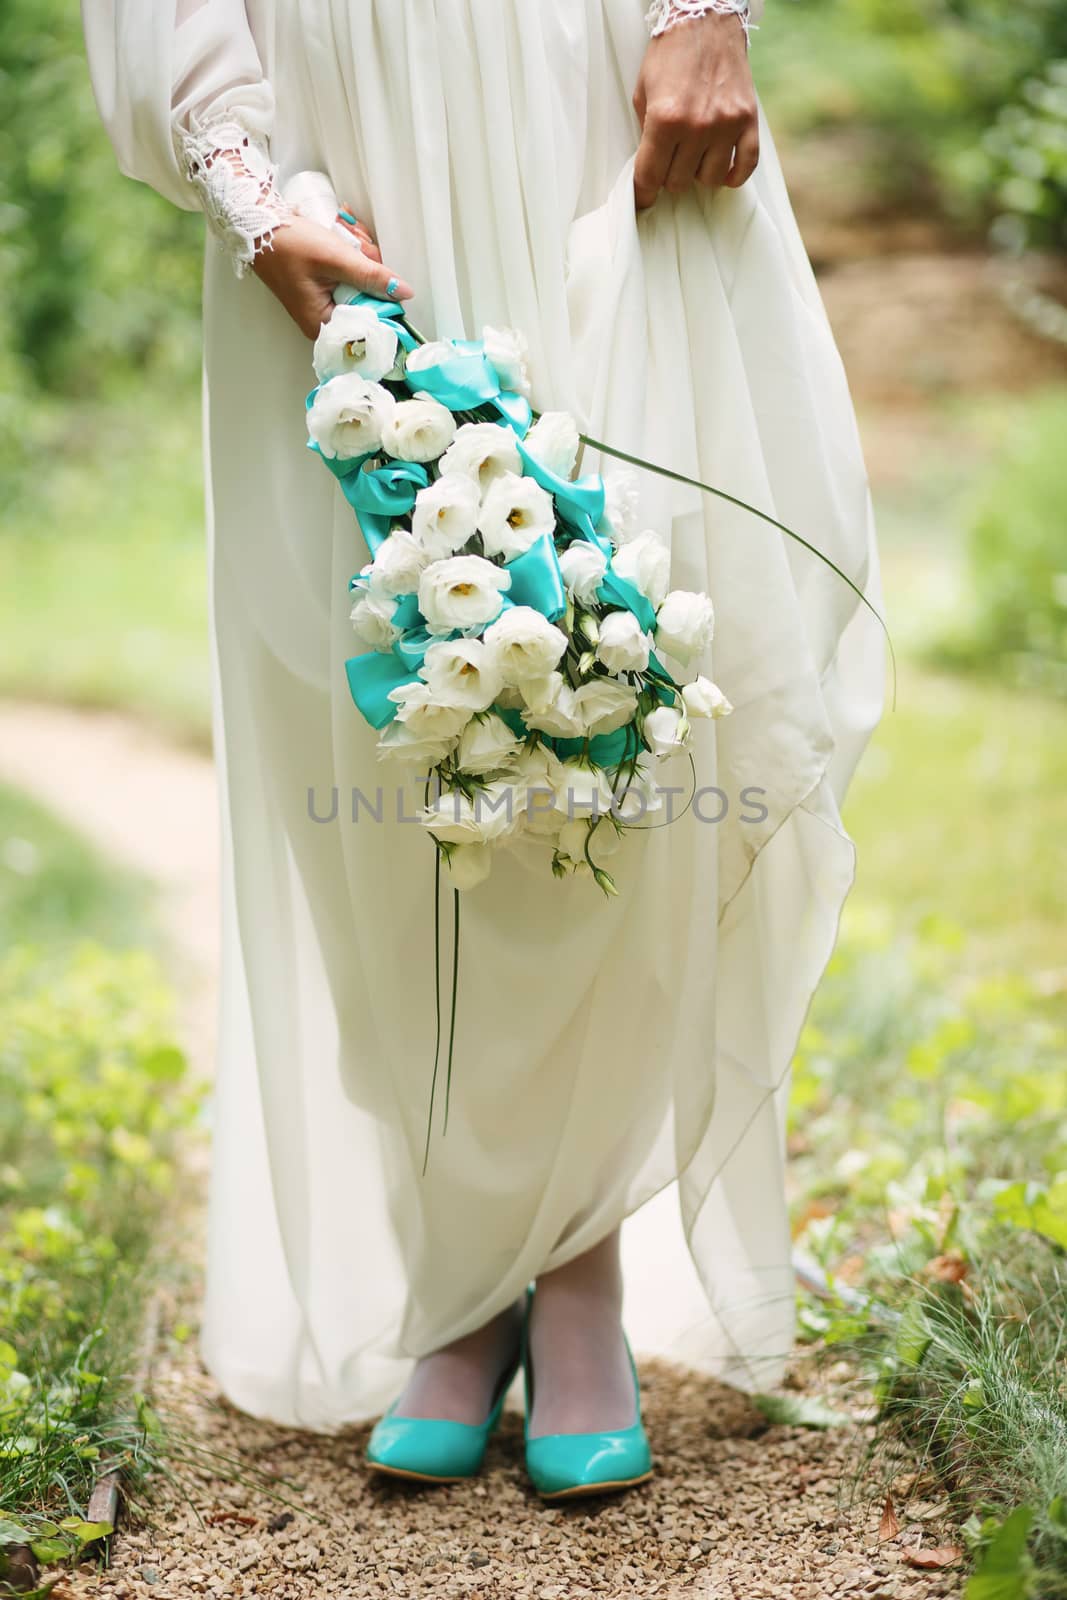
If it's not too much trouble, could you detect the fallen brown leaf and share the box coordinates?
[925,1252,968,1284]
[878,1494,901,1543]
[902,1545,964,1569]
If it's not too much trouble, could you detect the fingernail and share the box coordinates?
[338,209,359,226]
[386,276,400,298]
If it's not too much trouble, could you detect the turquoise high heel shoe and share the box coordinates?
[366,1352,519,1484]
[522,1289,654,1500]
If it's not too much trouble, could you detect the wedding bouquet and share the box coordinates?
[305,293,732,896]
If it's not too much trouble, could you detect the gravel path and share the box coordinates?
[0,701,964,1599]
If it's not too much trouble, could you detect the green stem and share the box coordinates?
[421,840,444,1177]
[442,890,461,1135]
[579,430,897,711]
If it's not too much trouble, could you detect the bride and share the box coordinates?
[83,0,884,1497]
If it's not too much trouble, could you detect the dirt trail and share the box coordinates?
[0,699,967,1599]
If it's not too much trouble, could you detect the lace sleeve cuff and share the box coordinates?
[174,114,294,278]
[645,0,754,43]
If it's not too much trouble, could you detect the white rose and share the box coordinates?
[483,606,568,684]
[420,783,518,845]
[418,555,511,636]
[350,589,402,652]
[508,744,568,835]
[558,542,607,605]
[682,676,733,719]
[656,590,715,666]
[313,304,399,384]
[478,472,556,561]
[456,713,524,776]
[522,679,585,739]
[644,704,688,758]
[523,411,579,479]
[388,680,473,743]
[307,374,395,460]
[420,638,503,712]
[596,610,653,675]
[381,396,457,463]
[574,679,639,737]
[376,719,458,769]
[482,324,531,398]
[599,468,640,545]
[368,530,428,598]
[411,475,482,560]
[439,422,521,493]
[444,842,494,891]
[610,530,671,610]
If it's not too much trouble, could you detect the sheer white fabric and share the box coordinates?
[83,0,885,1428]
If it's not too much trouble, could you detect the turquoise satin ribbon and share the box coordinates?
[405,344,532,436]
[597,569,658,636]
[516,442,607,550]
[345,650,419,730]
[342,460,429,550]
[504,534,566,622]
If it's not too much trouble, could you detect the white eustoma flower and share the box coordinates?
[313,304,399,384]
[478,472,556,561]
[411,475,482,560]
[558,816,622,866]
[523,411,580,479]
[307,374,396,460]
[420,638,503,712]
[404,340,458,376]
[444,842,494,891]
[682,676,733,719]
[644,704,688,758]
[368,530,428,598]
[596,610,653,674]
[439,422,522,493]
[418,555,511,636]
[350,589,402,652]
[558,542,607,604]
[612,753,666,822]
[456,713,524,776]
[555,760,615,821]
[420,784,518,845]
[376,719,458,769]
[521,679,585,739]
[574,679,639,737]
[505,743,569,836]
[656,590,715,665]
[483,606,568,685]
[381,395,457,463]
[388,681,473,743]
[599,468,640,545]
[611,530,671,610]
[482,324,531,398]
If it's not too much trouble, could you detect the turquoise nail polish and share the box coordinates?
[387,276,400,298]
[338,208,359,226]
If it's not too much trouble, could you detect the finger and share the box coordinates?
[695,134,735,192]
[664,132,709,196]
[321,237,413,301]
[725,123,760,188]
[634,122,677,211]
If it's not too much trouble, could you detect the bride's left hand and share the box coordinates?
[633,12,759,211]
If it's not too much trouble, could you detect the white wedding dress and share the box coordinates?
[83,0,885,1428]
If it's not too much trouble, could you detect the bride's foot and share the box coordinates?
[394,1298,524,1424]
[527,1229,636,1437]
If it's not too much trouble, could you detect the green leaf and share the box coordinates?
[964,1506,1036,1600]
[57,1520,112,1549]
[0,1521,32,1545]
[751,1393,850,1430]
[29,1538,69,1565]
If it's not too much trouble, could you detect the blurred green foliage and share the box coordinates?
[931,390,1067,695]
[0,0,201,408]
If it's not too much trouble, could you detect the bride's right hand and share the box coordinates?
[251,213,414,340]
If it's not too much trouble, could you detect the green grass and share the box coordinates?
[0,783,152,952]
[0,390,209,747]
